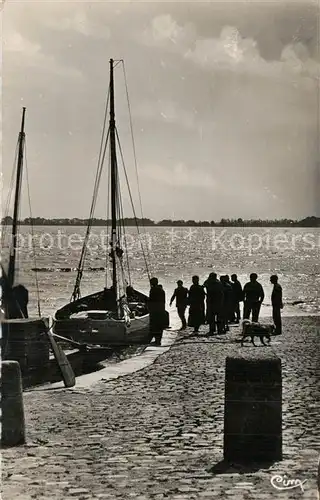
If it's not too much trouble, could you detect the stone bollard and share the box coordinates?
[224,354,282,463]
[1,360,26,447]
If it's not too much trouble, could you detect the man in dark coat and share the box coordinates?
[243,273,265,322]
[170,280,188,330]
[187,275,205,333]
[148,277,166,346]
[270,274,283,334]
[231,274,243,323]
[0,272,29,319]
[12,284,29,318]
[220,275,233,332]
[204,272,224,335]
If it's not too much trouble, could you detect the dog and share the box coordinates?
[240,319,275,346]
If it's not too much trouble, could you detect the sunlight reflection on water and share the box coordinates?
[2,226,319,318]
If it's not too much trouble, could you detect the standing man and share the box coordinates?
[220,275,233,332]
[148,277,166,346]
[0,267,29,319]
[224,275,235,328]
[231,274,243,323]
[170,280,188,330]
[243,273,265,323]
[204,272,224,335]
[270,275,283,334]
[187,275,205,334]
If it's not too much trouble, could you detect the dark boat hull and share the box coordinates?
[53,288,150,347]
[53,314,149,346]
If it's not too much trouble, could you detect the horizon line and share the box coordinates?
[1,215,319,226]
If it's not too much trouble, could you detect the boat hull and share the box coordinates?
[53,287,150,346]
[53,314,149,346]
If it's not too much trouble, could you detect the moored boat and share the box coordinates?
[1,108,53,377]
[53,59,151,346]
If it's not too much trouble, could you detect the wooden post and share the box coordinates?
[1,360,26,447]
[224,353,282,462]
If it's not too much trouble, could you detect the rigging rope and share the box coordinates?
[71,61,151,301]
[24,140,41,317]
[117,167,131,286]
[1,140,19,248]
[121,60,153,274]
[72,88,110,301]
[10,133,25,288]
[114,157,131,299]
[72,137,108,300]
[105,143,112,288]
[115,128,151,281]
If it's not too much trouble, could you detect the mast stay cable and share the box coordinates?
[116,160,131,287]
[115,128,151,281]
[71,88,110,301]
[121,60,153,276]
[1,141,19,249]
[24,140,41,317]
[71,60,151,302]
[105,142,111,288]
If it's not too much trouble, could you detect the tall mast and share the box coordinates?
[109,59,118,300]
[8,107,26,288]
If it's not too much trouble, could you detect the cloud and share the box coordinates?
[4,30,41,56]
[185,25,262,68]
[144,15,319,85]
[44,7,111,39]
[188,28,319,85]
[2,2,319,220]
[280,42,319,79]
[4,30,82,79]
[142,13,196,48]
[143,162,217,189]
[137,99,196,130]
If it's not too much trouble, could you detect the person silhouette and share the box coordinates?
[148,277,166,346]
[1,277,29,319]
[270,274,283,334]
[187,275,205,333]
[231,274,243,323]
[220,275,233,332]
[243,273,264,323]
[203,272,224,335]
[170,280,188,330]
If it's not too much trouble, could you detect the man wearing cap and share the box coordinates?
[243,273,265,323]
[270,274,283,334]
[148,277,166,346]
[170,280,188,330]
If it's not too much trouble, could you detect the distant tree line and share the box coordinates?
[1,215,320,227]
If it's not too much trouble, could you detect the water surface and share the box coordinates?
[2,226,319,318]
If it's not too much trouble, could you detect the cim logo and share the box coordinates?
[271,474,307,493]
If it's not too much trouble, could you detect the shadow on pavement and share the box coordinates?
[207,459,277,475]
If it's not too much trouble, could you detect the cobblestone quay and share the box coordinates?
[2,317,320,499]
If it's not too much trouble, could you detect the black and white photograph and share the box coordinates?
[1,0,319,498]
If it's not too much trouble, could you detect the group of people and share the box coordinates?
[148,273,283,345]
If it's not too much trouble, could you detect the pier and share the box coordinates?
[2,316,319,499]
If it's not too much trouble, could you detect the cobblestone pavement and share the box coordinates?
[2,316,320,500]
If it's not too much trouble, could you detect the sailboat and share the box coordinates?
[0,108,76,387]
[1,107,30,319]
[53,59,150,346]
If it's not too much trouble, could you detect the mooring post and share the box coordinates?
[1,360,26,447]
[224,354,282,462]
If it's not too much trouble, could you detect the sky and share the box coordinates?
[1,0,319,222]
